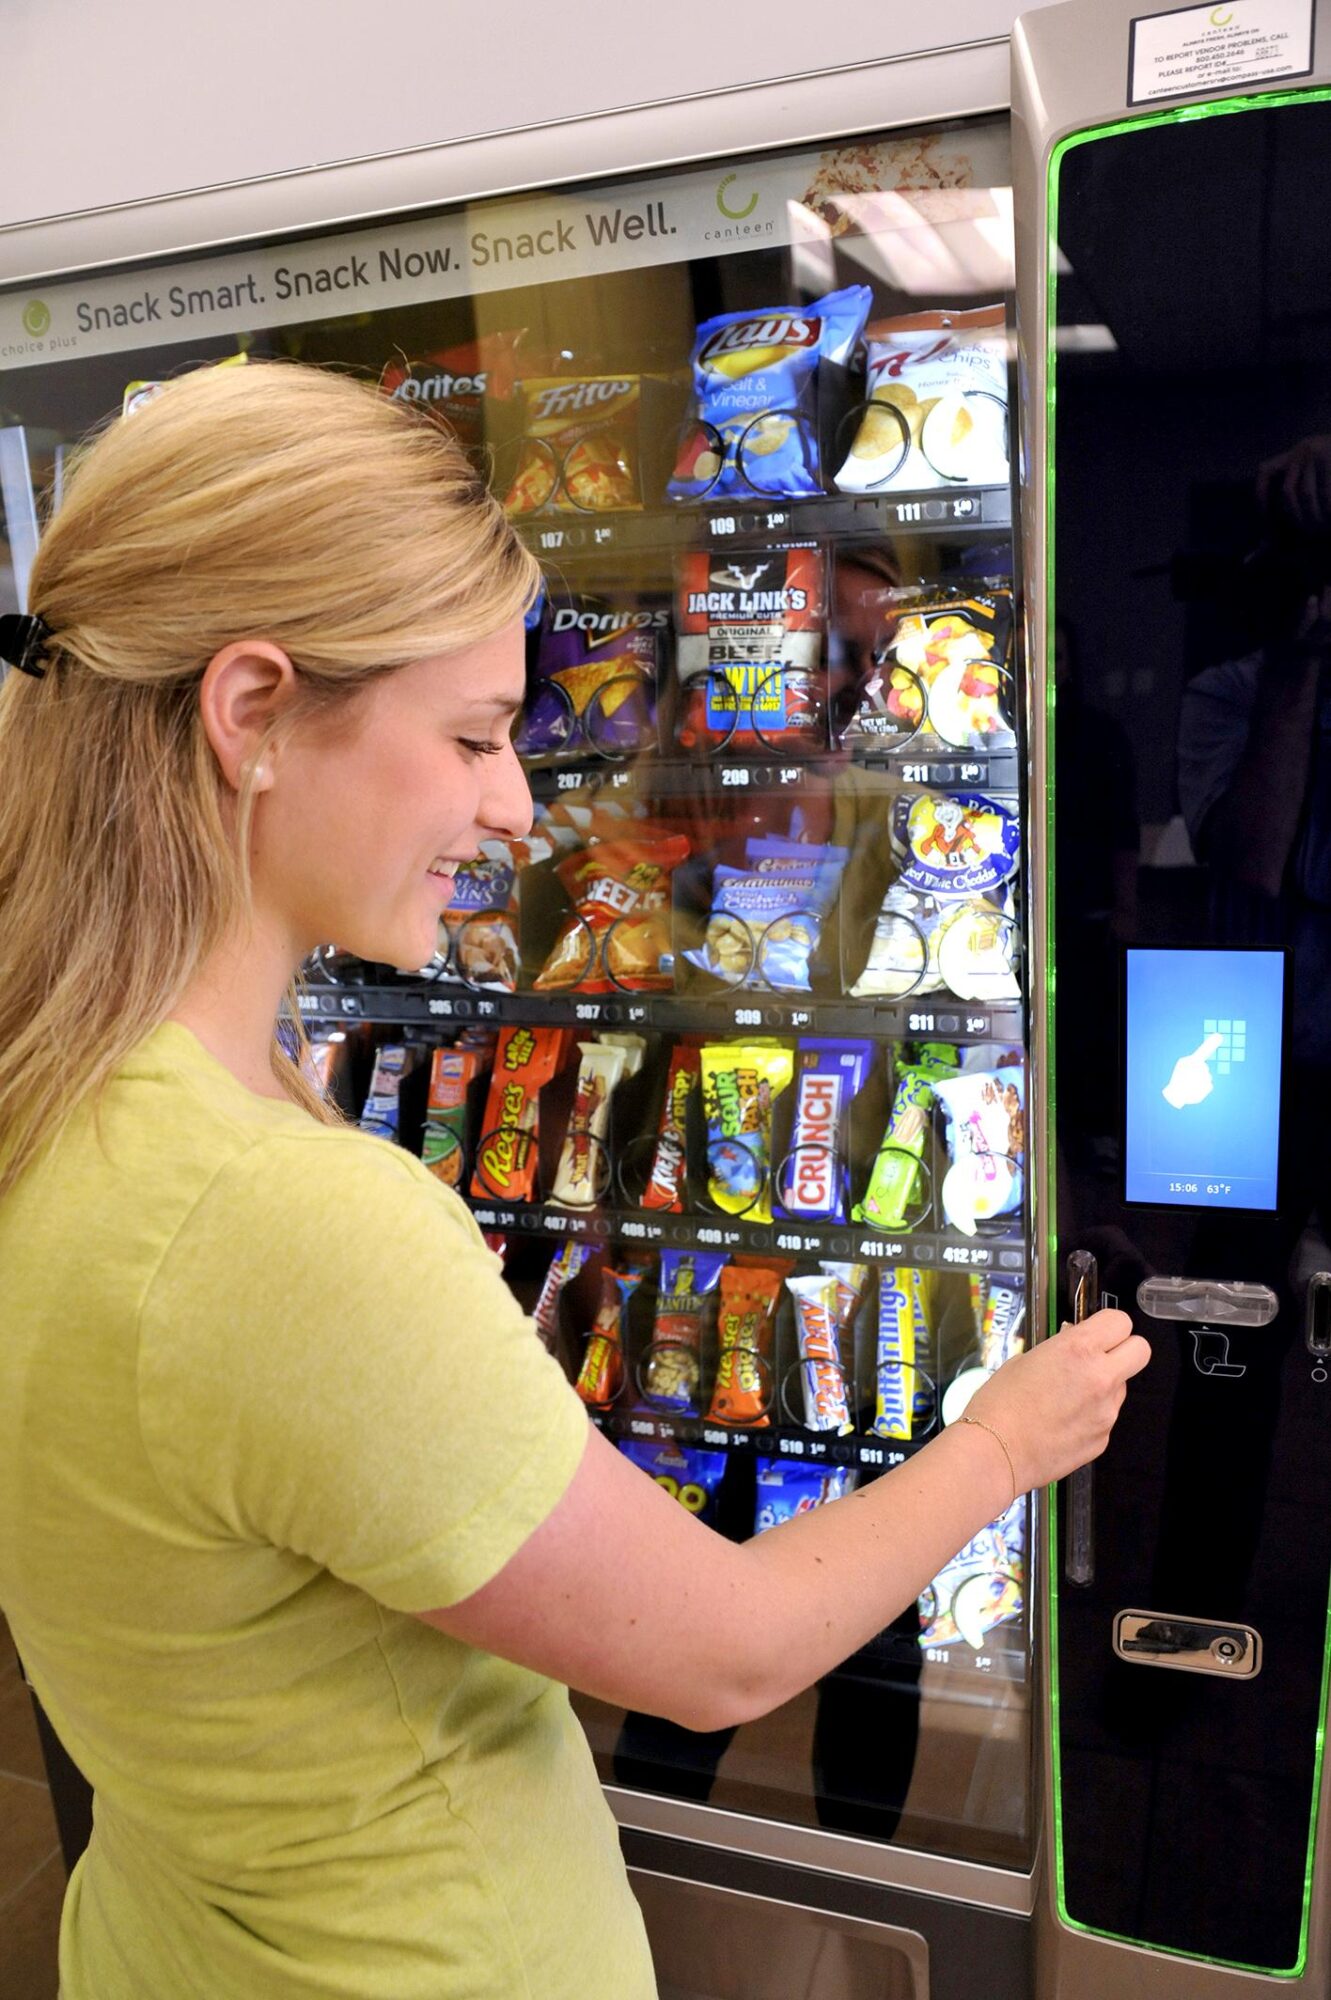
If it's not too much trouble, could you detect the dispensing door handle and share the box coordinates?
[1065,1250,1098,1587]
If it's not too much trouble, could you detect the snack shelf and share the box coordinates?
[590,1405,917,1471]
[468,1198,1025,1271]
[295,983,1025,1045]
[527,748,1021,801]
[513,484,1012,562]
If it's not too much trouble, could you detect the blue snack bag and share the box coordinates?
[669,285,872,503]
[618,1439,728,1529]
[754,1460,858,1533]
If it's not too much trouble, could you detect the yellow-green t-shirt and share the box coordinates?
[0,1022,655,1999]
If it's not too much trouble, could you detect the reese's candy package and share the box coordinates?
[532,1240,592,1352]
[422,1044,485,1187]
[618,1439,727,1530]
[755,1461,858,1534]
[381,330,525,453]
[471,1025,571,1202]
[504,375,643,514]
[642,1041,701,1212]
[519,593,664,764]
[776,1037,873,1223]
[684,837,847,993]
[640,1249,728,1414]
[919,1497,1025,1649]
[669,285,871,503]
[675,547,826,754]
[934,1062,1025,1236]
[855,1044,958,1232]
[851,794,1020,1004]
[358,1044,421,1143]
[707,1258,792,1427]
[535,828,690,994]
[836,305,1008,495]
[575,1263,645,1408]
[843,585,1014,754]
[699,1041,793,1221]
[788,1271,853,1435]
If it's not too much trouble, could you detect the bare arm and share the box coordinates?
[419,1309,1148,1732]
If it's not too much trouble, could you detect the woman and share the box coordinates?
[0,362,1147,1999]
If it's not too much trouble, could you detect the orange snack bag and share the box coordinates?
[535,829,690,994]
[470,1025,571,1202]
[706,1257,795,1428]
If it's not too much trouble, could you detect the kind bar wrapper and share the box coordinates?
[669,285,871,503]
[519,593,664,764]
[707,1258,792,1428]
[700,1041,793,1221]
[505,375,642,515]
[854,1044,958,1232]
[675,546,826,754]
[979,1274,1026,1370]
[618,1439,727,1530]
[422,1045,485,1187]
[845,586,1014,754]
[359,1044,420,1142]
[381,330,525,452]
[788,1271,853,1435]
[575,1264,644,1408]
[851,793,1020,1004]
[642,1041,701,1212]
[551,1040,626,1210]
[532,1240,591,1352]
[684,836,848,993]
[535,829,690,994]
[776,1036,874,1223]
[755,1461,858,1533]
[471,1025,571,1202]
[836,305,1008,495]
[935,1064,1025,1236]
[641,1249,728,1414]
[919,1497,1025,1649]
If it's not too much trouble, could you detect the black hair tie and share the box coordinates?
[0,611,52,678]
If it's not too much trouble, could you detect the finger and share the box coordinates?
[1192,1031,1223,1061]
[1116,1333,1152,1379]
[1084,1307,1135,1351]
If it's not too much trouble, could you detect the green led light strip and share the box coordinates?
[1045,79,1331,1983]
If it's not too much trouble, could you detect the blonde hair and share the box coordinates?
[0,360,539,1197]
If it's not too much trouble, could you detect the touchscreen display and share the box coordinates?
[1123,947,1284,1212]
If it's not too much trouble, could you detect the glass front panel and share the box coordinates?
[0,113,1030,1868]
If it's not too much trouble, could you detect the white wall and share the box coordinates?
[1,0,1031,230]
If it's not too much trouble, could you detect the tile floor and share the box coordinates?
[0,1617,63,1998]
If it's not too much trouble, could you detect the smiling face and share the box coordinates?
[252,620,532,974]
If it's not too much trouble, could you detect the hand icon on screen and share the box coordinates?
[1162,1031,1224,1110]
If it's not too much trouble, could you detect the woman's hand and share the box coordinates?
[965,1307,1150,1492]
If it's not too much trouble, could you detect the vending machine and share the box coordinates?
[1013,0,1331,1992]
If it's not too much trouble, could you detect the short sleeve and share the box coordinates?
[136,1129,589,1611]
[1177,656,1260,854]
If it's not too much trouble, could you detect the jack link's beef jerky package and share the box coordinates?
[843,585,1014,754]
[852,793,1020,1004]
[675,547,826,754]
[518,593,664,764]
[504,375,643,515]
[381,330,525,453]
[669,284,871,503]
[836,306,1009,494]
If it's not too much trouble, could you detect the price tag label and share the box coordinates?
[297,992,320,1013]
[702,1428,729,1447]
[539,529,566,551]
[427,998,455,1017]
[734,1006,763,1027]
[574,1002,602,1022]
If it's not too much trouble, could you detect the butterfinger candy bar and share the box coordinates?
[471,1025,571,1202]
[575,1264,645,1408]
[643,1042,701,1212]
[423,1045,484,1188]
[872,1266,920,1441]
[788,1272,853,1435]
[776,1037,873,1223]
[532,1240,591,1352]
[707,1258,792,1428]
[641,1249,727,1414]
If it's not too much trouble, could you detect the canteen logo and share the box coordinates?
[22,299,50,337]
[716,174,759,222]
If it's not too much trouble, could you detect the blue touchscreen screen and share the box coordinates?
[1123,948,1284,1211]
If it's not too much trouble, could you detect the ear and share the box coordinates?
[198,640,297,793]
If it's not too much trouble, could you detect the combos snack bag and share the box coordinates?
[535,827,690,994]
[755,1462,857,1533]
[550,1033,645,1209]
[843,585,1014,754]
[675,547,826,754]
[504,375,643,514]
[699,1041,793,1221]
[776,1036,873,1223]
[639,1249,727,1414]
[422,1043,488,1186]
[684,836,847,993]
[855,1042,958,1232]
[934,1060,1025,1235]
[641,1041,701,1212]
[381,331,525,453]
[669,285,871,502]
[470,1024,571,1202]
[575,1264,645,1408]
[852,793,1021,1004]
[919,1498,1025,1649]
[707,1258,791,1427]
[618,1439,727,1530]
[519,593,664,764]
[836,306,1008,493]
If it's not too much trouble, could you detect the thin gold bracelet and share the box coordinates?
[960,1414,1019,1514]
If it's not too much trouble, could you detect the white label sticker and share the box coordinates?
[1129,0,1314,105]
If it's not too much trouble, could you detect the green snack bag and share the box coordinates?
[854,1045,958,1231]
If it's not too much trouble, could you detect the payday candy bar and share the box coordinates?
[776,1036,873,1223]
[788,1271,852,1435]
[471,1024,571,1202]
